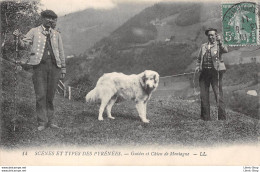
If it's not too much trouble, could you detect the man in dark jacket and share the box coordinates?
[13,10,66,130]
[195,28,228,121]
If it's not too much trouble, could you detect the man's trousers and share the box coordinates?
[199,68,226,121]
[32,58,61,126]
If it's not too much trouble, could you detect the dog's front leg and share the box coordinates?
[136,101,149,123]
[143,101,148,120]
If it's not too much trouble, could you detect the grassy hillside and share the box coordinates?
[224,63,259,86]
[1,66,259,148]
[223,63,259,119]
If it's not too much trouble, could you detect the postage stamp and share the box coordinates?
[222,1,259,46]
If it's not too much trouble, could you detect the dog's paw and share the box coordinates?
[108,116,115,119]
[142,119,150,123]
[98,117,104,121]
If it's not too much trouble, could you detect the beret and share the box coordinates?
[205,28,217,36]
[41,10,57,19]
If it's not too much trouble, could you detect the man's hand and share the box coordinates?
[16,65,23,71]
[216,34,223,44]
[195,66,201,73]
[13,29,22,37]
[216,34,221,41]
[60,73,66,80]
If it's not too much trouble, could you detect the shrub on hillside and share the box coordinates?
[69,74,94,102]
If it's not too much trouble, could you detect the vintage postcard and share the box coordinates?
[0,0,259,167]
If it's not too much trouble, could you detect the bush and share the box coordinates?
[69,74,94,102]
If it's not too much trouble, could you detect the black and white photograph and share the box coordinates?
[0,0,259,167]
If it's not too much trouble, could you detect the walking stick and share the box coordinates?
[217,39,220,120]
[12,34,20,131]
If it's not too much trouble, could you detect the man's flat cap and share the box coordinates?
[205,28,217,36]
[41,10,58,19]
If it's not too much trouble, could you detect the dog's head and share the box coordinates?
[139,70,159,93]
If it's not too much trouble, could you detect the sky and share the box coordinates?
[40,0,162,16]
[40,0,221,16]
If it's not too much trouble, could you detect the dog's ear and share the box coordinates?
[153,72,159,84]
[139,72,146,87]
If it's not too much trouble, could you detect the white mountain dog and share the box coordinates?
[85,70,159,123]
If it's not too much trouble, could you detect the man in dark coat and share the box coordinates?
[195,28,228,121]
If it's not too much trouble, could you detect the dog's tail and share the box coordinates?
[85,87,99,103]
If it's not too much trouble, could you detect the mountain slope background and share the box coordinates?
[78,2,229,78]
[56,2,152,56]
[75,2,260,77]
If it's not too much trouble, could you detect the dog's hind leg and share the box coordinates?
[98,90,115,121]
[106,95,117,119]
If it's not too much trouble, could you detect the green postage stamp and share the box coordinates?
[222,1,259,46]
